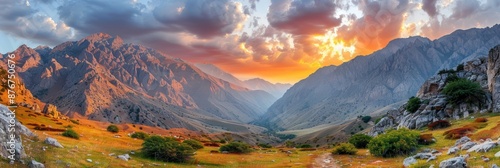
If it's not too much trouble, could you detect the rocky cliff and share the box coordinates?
[261,25,500,131]
[370,45,500,136]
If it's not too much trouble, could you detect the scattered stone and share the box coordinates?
[466,141,497,153]
[460,141,477,150]
[117,154,130,161]
[221,151,229,154]
[414,153,433,159]
[495,151,500,157]
[130,151,135,155]
[427,155,437,162]
[28,160,45,168]
[447,147,459,155]
[403,157,417,167]
[86,159,92,163]
[492,164,498,168]
[454,136,471,147]
[439,157,467,168]
[44,137,63,148]
[108,153,115,156]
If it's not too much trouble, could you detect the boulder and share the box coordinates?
[42,103,60,118]
[403,156,417,167]
[466,141,497,153]
[492,164,498,168]
[117,154,130,161]
[28,160,45,168]
[439,157,467,168]
[447,147,459,155]
[460,141,477,150]
[427,155,437,162]
[454,136,471,147]
[487,45,500,112]
[414,153,433,159]
[44,137,64,148]
[495,151,500,157]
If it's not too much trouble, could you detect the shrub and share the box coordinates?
[107,125,119,133]
[348,134,372,148]
[361,116,372,123]
[418,134,435,145]
[427,120,451,130]
[219,142,253,154]
[142,136,195,163]
[131,131,149,140]
[442,79,485,106]
[297,144,312,148]
[62,129,80,139]
[284,140,295,148]
[406,97,421,113]
[368,128,419,157]
[332,143,357,155]
[438,69,455,74]
[456,64,464,71]
[219,139,226,144]
[182,139,204,150]
[258,143,272,148]
[443,127,475,139]
[474,117,488,122]
[70,119,79,125]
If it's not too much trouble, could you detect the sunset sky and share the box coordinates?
[1,0,500,83]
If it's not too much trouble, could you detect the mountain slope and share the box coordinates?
[261,25,500,130]
[2,33,275,132]
[195,63,292,98]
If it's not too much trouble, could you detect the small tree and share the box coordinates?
[258,143,272,148]
[348,134,373,148]
[442,79,485,106]
[361,116,372,123]
[406,97,421,113]
[142,136,195,162]
[219,142,253,154]
[62,129,80,139]
[332,143,357,155]
[182,139,204,150]
[107,125,119,133]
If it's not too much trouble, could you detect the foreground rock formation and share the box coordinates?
[0,104,35,161]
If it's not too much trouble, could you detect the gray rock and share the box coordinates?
[414,153,433,159]
[221,151,229,154]
[454,136,471,147]
[86,159,92,163]
[28,160,45,168]
[466,141,497,153]
[427,155,437,162]
[117,154,130,161]
[488,45,500,112]
[44,137,64,148]
[439,157,467,168]
[447,147,459,155]
[495,151,500,157]
[403,156,417,167]
[460,141,477,150]
[492,164,498,168]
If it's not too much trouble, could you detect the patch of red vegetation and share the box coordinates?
[474,117,488,122]
[472,123,500,140]
[444,127,475,139]
[203,142,221,147]
[428,120,451,130]
[418,134,435,145]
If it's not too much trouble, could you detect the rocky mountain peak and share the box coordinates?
[82,32,113,42]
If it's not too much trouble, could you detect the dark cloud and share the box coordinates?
[267,0,342,35]
[153,0,247,38]
[450,0,480,19]
[422,0,438,17]
[249,0,259,10]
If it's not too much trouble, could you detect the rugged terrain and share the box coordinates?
[261,25,500,131]
[0,33,276,132]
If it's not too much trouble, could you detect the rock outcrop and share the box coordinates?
[371,45,500,136]
[42,104,61,119]
[439,157,467,168]
[44,137,64,148]
[0,104,35,161]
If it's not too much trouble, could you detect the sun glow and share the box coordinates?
[314,31,356,65]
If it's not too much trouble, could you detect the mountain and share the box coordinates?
[195,63,292,98]
[260,25,500,131]
[1,33,276,132]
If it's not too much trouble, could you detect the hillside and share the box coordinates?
[261,25,500,131]
[0,33,276,132]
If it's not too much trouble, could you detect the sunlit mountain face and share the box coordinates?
[1,0,499,84]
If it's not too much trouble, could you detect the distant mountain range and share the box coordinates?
[195,63,292,98]
[0,33,276,132]
[259,25,500,131]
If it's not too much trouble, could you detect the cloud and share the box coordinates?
[0,0,73,45]
[152,0,247,38]
[336,0,416,55]
[450,0,480,19]
[422,0,438,17]
[267,0,342,35]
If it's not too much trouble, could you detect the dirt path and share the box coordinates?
[310,153,341,168]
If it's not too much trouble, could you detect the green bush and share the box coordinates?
[361,116,372,123]
[142,136,195,163]
[348,134,373,148]
[107,125,119,133]
[445,74,460,84]
[182,139,204,150]
[406,97,421,113]
[219,142,253,154]
[456,64,464,71]
[442,79,485,106]
[258,143,272,148]
[332,143,357,155]
[368,128,419,157]
[297,144,312,148]
[438,69,455,74]
[62,129,79,139]
[131,131,149,140]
